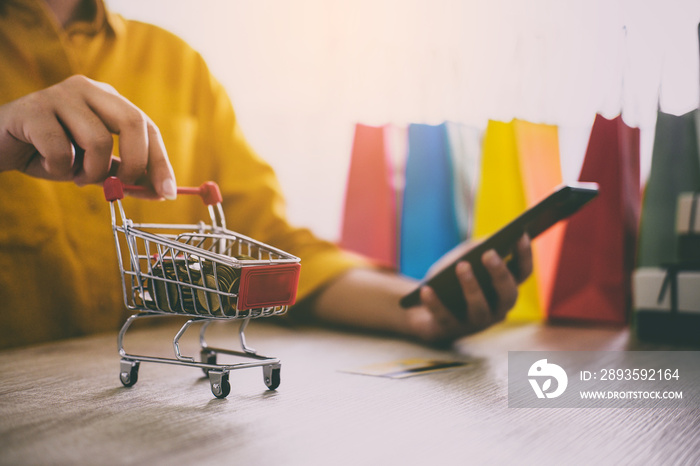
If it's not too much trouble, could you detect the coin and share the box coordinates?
[145,254,254,315]
[196,262,240,316]
[146,263,180,312]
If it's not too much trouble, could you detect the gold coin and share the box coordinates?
[196,273,224,316]
[147,264,180,312]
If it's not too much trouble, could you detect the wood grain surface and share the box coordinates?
[0,317,697,466]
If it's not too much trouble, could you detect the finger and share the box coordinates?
[23,115,75,179]
[482,250,518,320]
[420,286,461,328]
[100,157,161,200]
[417,286,461,342]
[145,119,177,200]
[514,234,533,284]
[53,100,114,185]
[455,261,492,330]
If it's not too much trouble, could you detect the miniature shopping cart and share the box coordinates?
[103,176,301,399]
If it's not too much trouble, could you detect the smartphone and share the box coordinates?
[399,182,599,318]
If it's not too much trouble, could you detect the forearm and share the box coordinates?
[309,267,417,337]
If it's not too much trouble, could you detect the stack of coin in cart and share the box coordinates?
[145,255,256,316]
[194,260,237,316]
[145,258,184,313]
[195,255,255,316]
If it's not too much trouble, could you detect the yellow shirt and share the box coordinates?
[0,0,362,349]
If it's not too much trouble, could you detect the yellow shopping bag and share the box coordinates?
[473,119,564,321]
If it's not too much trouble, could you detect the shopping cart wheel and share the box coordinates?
[263,365,281,390]
[209,370,231,399]
[119,360,140,387]
[200,349,217,376]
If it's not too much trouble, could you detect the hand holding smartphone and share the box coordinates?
[399,182,599,319]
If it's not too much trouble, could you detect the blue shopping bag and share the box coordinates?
[399,123,461,280]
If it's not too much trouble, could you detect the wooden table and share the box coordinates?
[1,318,698,466]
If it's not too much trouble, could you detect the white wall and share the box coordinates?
[106,0,700,241]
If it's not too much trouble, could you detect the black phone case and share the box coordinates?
[399,183,599,319]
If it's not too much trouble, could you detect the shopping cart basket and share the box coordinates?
[103,176,301,398]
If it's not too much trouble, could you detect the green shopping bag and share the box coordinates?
[637,110,700,267]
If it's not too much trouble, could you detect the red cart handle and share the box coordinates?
[103,176,222,206]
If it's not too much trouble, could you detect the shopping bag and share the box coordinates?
[548,114,641,325]
[513,120,566,310]
[340,123,399,268]
[633,110,700,341]
[445,122,482,240]
[636,110,700,268]
[399,123,461,280]
[473,119,563,321]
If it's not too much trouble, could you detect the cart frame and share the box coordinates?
[104,177,300,398]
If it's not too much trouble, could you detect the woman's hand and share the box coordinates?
[306,234,534,346]
[407,234,533,344]
[0,74,176,198]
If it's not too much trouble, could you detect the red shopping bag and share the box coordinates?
[548,114,641,325]
[340,123,399,268]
